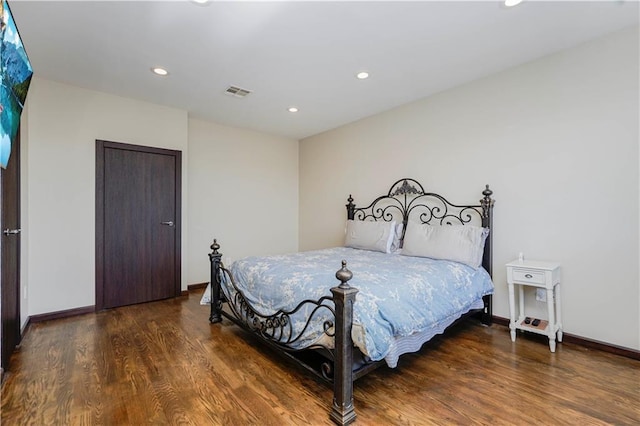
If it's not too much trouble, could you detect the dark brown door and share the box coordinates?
[96,141,181,309]
[1,129,21,373]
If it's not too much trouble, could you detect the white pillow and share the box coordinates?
[390,222,404,253]
[401,223,489,268]
[345,220,397,253]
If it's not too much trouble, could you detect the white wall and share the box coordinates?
[20,78,299,323]
[299,27,639,350]
[23,78,189,317]
[187,118,299,285]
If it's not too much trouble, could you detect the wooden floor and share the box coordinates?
[2,290,638,425]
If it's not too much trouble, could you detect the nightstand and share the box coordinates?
[506,259,562,352]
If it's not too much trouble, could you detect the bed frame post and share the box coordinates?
[329,261,358,426]
[208,239,223,324]
[346,195,355,220]
[480,185,495,325]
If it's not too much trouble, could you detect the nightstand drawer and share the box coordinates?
[512,269,545,284]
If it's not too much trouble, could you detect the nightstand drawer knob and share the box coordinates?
[525,273,533,278]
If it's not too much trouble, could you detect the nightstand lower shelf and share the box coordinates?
[511,318,562,351]
[518,318,548,332]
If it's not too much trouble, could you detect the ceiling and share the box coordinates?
[9,1,639,140]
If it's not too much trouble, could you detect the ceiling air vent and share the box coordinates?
[225,85,252,98]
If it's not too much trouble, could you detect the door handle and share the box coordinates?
[160,221,174,227]
[3,228,21,236]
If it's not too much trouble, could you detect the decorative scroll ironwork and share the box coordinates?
[390,179,424,197]
[348,178,492,243]
[214,263,338,355]
[321,361,333,381]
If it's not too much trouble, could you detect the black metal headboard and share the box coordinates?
[345,178,495,277]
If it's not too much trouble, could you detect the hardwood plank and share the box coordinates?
[2,290,638,425]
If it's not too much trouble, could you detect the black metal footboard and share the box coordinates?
[208,240,358,425]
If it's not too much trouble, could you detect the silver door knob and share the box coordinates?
[3,228,21,236]
[160,221,174,227]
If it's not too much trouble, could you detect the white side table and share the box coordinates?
[506,259,562,352]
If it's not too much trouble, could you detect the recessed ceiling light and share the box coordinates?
[190,0,211,5]
[151,67,169,76]
[504,0,523,7]
[356,71,369,80]
[288,107,299,113]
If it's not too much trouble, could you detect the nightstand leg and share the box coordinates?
[508,282,517,342]
[546,287,556,352]
[556,284,563,342]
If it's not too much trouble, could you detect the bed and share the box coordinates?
[207,178,495,425]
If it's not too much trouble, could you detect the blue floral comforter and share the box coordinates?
[223,247,493,363]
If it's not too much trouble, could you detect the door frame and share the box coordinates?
[95,140,181,310]
[1,127,21,375]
